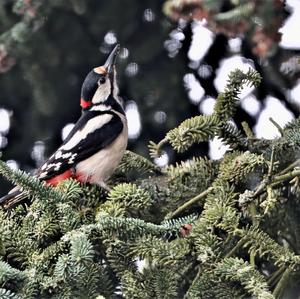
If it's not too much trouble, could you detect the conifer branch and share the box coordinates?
[127,236,190,266]
[215,258,274,299]
[273,169,300,184]
[0,160,62,203]
[149,69,261,157]
[272,267,292,298]
[1,66,299,296]
[277,159,300,176]
[184,268,243,299]
[0,260,26,284]
[214,2,255,22]
[165,157,218,188]
[166,187,213,219]
[166,115,220,152]
[241,227,300,268]
[218,122,249,150]
[267,266,286,288]
[214,69,261,121]
[0,288,20,299]
[149,115,221,156]
[219,151,267,184]
[267,146,276,178]
[247,167,300,202]
[269,117,284,136]
[66,214,198,241]
[283,116,300,132]
[148,139,168,158]
[100,183,153,218]
[224,236,247,258]
[117,150,161,174]
[242,121,255,139]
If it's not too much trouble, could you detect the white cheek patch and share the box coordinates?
[92,80,111,104]
[61,114,113,151]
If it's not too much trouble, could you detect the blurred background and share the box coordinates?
[0,0,300,196]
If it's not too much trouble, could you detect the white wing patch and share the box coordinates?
[55,151,62,159]
[54,151,72,159]
[38,112,116,179]
[39,171,47,178]
[68,153,77,164]
[46,162,62,171]
[41,164,47,170]
[61,114,113,151]
[39,162,62,178]
[54,162,62,170]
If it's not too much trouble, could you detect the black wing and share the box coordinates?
[37,111,123,180]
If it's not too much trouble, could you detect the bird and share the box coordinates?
[0,44,128,207]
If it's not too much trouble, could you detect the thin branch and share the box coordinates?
[267,266,286,288]
[273,169,300,184]
[224,236,247,258]
[247,167,300,201]
[157,138,168,151]
[242,121,255,139]
[269,118,284,136]
[277,159,300,176]
[166,187,214,219]
[272,267,292,298]
[267,146,275,178]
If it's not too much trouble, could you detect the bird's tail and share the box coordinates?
[0,188,27,209]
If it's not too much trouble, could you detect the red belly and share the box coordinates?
[45,169,86,186]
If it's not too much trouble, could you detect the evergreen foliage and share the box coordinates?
[149,68,261,157]
[1,69,300,298]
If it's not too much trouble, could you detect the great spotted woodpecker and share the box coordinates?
[0,44,128,206]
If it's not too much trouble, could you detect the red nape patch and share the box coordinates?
[80,97,92,109]
[45,169,73,186]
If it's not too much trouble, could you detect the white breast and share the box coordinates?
[76,113,128,185]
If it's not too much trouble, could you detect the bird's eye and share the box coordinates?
[98,77,106,85]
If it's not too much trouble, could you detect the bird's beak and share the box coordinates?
[103,44,120,74]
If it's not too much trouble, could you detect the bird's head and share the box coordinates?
[80,44,120,110]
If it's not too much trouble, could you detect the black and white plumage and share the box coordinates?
[38,98,127,186]
[0,44,128,206]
